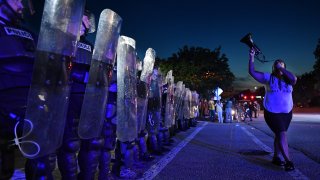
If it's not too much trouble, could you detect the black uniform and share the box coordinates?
[0,18,36,179]
[56,36,93,180]
[98,68,118,179]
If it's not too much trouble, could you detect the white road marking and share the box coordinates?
[139,122,208,180]
[241,126,309,180]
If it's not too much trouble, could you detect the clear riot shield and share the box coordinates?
[164,70,173,128]
[78,9,122,139]
[174,81,183,118]
[193,91,199,118]
[140,48,155,83]
[146,69,162,134]
[183,88,192,119]
[170,76,175,126]
[136,85,148,133]
[20,0,85,158]
[137,48,155,133]
[190,91,196,119]
[116,36,137,142]
[178,85,186,120]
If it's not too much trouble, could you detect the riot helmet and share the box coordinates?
[80,9,95,36]
[0,0,24,23]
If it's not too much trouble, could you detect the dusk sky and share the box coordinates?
[29,0,320,90]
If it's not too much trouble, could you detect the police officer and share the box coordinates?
[0,0,36,179]
[146,67,163,155]
[99,65,117,179]
[56,9,95,180]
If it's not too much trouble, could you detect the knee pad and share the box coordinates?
[81,137,104,151]
[63,139,80,153]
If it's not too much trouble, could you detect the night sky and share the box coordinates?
[27,0,320,90]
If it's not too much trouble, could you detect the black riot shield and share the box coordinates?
[20,0,85,159]
[78,9,122,139]
[116,36,137,142]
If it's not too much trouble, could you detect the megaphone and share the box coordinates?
[240,33,261,55]
[240,33,270,63]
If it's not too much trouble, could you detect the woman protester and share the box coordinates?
[248,48,297,171]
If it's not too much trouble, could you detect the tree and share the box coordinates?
[292,38,320,107]
[157,46,235,98]
[311,38,320,106]
[313,38,320,75]
[293,71,317,106]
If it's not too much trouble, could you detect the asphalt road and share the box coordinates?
[10,113,320,179]
[142,114,320,179]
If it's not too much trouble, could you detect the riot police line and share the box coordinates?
[0,0,200,179]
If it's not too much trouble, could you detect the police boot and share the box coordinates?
[98,149,112,180]
[0,111,23,180]
[169,126,176,138]
[111,140,122,177]
[185,119,190,129]
[163,128,172,146]
[57,118,80,180]
[148,132,162,155]
[57,139,80,180]
[98,122,116,180]
[77,137,104,180]
[177,119,183,131]
[25,154,56,180]
[0,144,15,180]
[138,132,154,161]
[192,118,197,127]
[157,130,169,152]
[119,141,137,179]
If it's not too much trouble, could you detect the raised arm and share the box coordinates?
[248,48,265,83]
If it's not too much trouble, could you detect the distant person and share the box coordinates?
[225,100,233,122]
[253,101,260,118]
[243,102,252,121]
[200,99,205,118]
[203,99,208,119]
[208,97,215,122]
[215,100,223,123]
[236,102,244,121]
[248,48,297,171]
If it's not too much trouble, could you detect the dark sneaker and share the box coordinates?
[272,157,285,166]
[284,161,295,171]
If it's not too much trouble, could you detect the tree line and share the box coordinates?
[156,46,235,98]
[156,40,320,107]
[293,38,320,107]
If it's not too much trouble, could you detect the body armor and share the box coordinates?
[0,21,36,180]
[57,37,93,180]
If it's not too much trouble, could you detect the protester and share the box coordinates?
[243,102,252,121]
[215,100,223,123]
[248,48,297,171]
[208,97,215,122]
